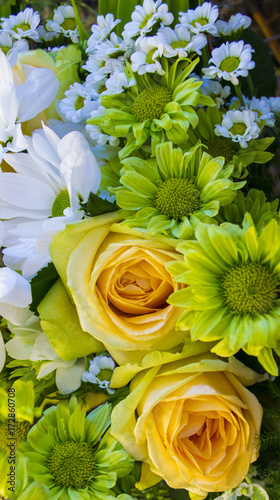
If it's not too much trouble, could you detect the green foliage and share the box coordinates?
[30,262,59,316]
[240,27,276,98]
[85,192,119,216]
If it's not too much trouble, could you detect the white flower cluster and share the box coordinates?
[0,7,40,52]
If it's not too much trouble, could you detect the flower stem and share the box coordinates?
[234,83,245,107]
[247,72,255,98]
[201,46,209,67]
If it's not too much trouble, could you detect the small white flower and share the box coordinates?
[200,77,231,108]
[98,190,116,203]
[215,13,251,37]
[0,49,59,160]
[215,109,260,148]
[131,36,165,75]
[87,14,121,53]
[1,7,40,41]
[103,71,136,95]
[179,2,219,35]
[266,96,280,117]
[244,96,275,126]
[1,125,101,278]
[0,267,31,325]
[6,310,86,395]
[82,355,116,394]
[46,5,79,43]
[122,0,173,43]
[235,483,253,497]
[58,82,99,123]
[156,25,207,57]
[202,40,255,85]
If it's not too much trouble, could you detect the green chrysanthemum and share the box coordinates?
[216,189,279,230]
[88,58,214,159]
[167,214,280,375]
[109,142,245,239]
[185,107,275,178]
[20,398,134,500]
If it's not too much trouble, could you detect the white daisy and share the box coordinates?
[215,13,251,37]
[266,96,280,117]
[46,5,79,44]
[244,96,275,127]
[0,125,101,278]
[0,49,59,160]
[156,25,207,57]
[131,36,165,75]
[0,267,31,325]
[215,109,260,148]
[103,71,136,95]
[86,14,121,53]
[122,0,173,43]
[6,310,86,395]
[82,355,116,394]
[200,77,231,109]
[179,2,219,35]
[1,7,40,41]
[202,40,255,85]
[58,82,99,123]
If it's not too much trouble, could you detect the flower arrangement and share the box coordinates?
[0,0,280,499]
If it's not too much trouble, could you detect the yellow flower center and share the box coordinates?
[132,86,173,122]
[171,41,188,49]
[191,17,208,26]
[98,369,113,382]
[155,178,201,219]
[139,13,154,30]
[75,95,85,110]
[61,18,76,31]
[51,190,71,218]
[230,123,247,136]
[48,441,95,488]
[220,57,240,73]
[14,23,30,33]
[222,262,279,314]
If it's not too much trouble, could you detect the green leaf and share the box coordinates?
[116,0,139,35]
[0,0,15,17]
[99,0,118,18]
[71,0,89,41]
[86,192,119,216]
[30,262,59,316]
[240,27,276,98]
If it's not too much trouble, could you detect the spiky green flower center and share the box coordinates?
[155,178,200,219]
[98,369,113,382]
[0,420,30,453]
[204,136,236,164]
[230,123,247,136]
[220,57,240,73]
[61,18,76,31]
[75,95,85,110]
[14,23,30,33]
[51,190,71,217]
[222,263,279,314]
[132,86,172,122]
[48,441,95,488]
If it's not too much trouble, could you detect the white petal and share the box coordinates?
[56,358,86,394]
[0,50,13,84]
[0,267,31,308]
[0,331,5,373]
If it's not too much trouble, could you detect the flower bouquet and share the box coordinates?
[0,0,280,499]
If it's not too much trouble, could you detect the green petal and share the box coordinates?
[68,405,86,442]
[115,190,152,210]
[257,347,278,376]
[195,224,238,268]
[85,403,111,445]
[245,225,259,262]
[185,250,223,278]
[191,307,231,342]
[120,172,158,198]
[196,155,224,189]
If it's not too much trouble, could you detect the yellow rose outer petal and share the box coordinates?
[111,355,263,496]
[65,219,186,353]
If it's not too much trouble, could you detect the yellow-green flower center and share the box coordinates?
[191,17,208,26]
[61,18,76,31]
[75,95,85,110]
[139,13,153,30]
[220,57,240,73]
[155,178,200,219]
[230,123,247,136]
[98,369,113,382]
[14,23,30,33]
[204,136,236,163]
[222,263,279,314]
[132,86,172,122]
[171,41,188,49]
[51,190,71,218]
[0,420,30,453]
[0,46,10,54]
[48,441,95,488]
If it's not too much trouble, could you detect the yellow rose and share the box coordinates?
[111,351,263,499]
[39,212,186,363]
